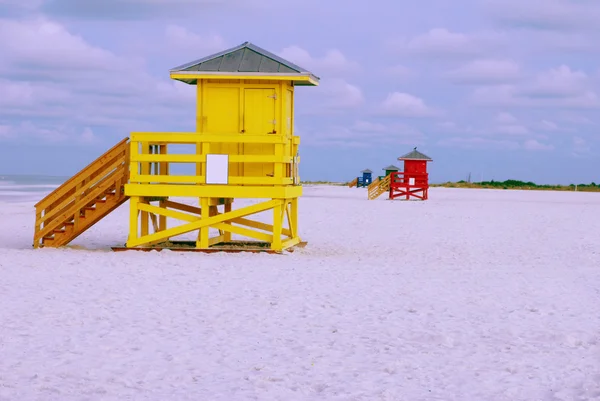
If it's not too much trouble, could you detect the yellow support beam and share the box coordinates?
[126,199,280,248]
[132,154,294,163]
[231,216,292,237]
[125,184,302,199]
[131,133,294,144]
[129,174,293,185]
[213,222,273,243]
[137,202,199,223]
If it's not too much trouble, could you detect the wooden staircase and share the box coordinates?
[33,138,130,248]
[348,177,358,188]
[367,175,391,200]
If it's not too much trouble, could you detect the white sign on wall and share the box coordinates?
[205,154,229,184]
[409,177,415,185]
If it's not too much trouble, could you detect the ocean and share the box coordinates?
[0,175,68,203]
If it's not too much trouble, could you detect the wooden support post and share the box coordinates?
[34,208,42,248]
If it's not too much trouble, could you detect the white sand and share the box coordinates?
[1,185,599,401]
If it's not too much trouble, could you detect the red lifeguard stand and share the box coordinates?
[389,147,432,200]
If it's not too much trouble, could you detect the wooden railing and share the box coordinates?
[368,174,391,200]
[128,132,301,187]
[348,177,358,188]
[33,138,130,248]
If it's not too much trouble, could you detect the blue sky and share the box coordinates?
[0,0,599,184]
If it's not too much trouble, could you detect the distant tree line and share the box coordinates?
[434,179,600,192]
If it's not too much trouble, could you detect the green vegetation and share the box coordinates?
[433,179,600,192]
[300,181,347,186]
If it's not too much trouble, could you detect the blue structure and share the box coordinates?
[356,169,373,188]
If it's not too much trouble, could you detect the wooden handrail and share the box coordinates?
[36,155,128,227]
[34,167,127,242]
[368,174,391,200]
[33,138,130,247]
[367,176,380,190]
[35,137,129,208]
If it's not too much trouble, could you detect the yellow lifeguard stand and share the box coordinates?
[124,42,319,252]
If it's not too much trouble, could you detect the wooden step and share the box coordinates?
[42,236,55,246]
[32,137,130,249]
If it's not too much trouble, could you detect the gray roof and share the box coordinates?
[361,169,373,173]
[382,165,400,171]
[398,148,433,161]
[170,41,319,86]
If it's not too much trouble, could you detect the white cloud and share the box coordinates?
[538,120,560,131]
[302,120,424,148]
[351,120,387,133]
[523,139,554,151]
[446,59,521,84]
[122,25,226,64]
[379,92,438,118]
[528,31,600,53]
[470,65,600,109]
[438,136,519,150]
[437,121,458,130]
[494,124,529,135]
[485,0,600,31]
[37,0,257,20]
[0,17,198,141]
[470,65,599,108]
[277,46,360,75]
[316,79,364,110]
[0,18,129,72]
[79,127,97,143]
[0,0,44,11]
[495,112,518,124]
[385,64,414,80]
[0,121,69,142]
[0,124,15,140]
[522,65,590,97]
[165,25,226,55]
[572,136,591,157]
[393,28,504,58]
[558,113,595,125]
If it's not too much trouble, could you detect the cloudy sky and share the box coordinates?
[0,0,599,184]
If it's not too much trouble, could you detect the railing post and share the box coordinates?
[140,142,150,235]
[158,144,168,232]
[33,207,42,248]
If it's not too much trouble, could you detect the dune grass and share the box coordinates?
[301,181,347,186]
[432,179,600,192]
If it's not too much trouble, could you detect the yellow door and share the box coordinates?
[243,88,277,179]
[203,86,241,176]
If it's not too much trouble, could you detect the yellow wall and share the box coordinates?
[195,79,296,183]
